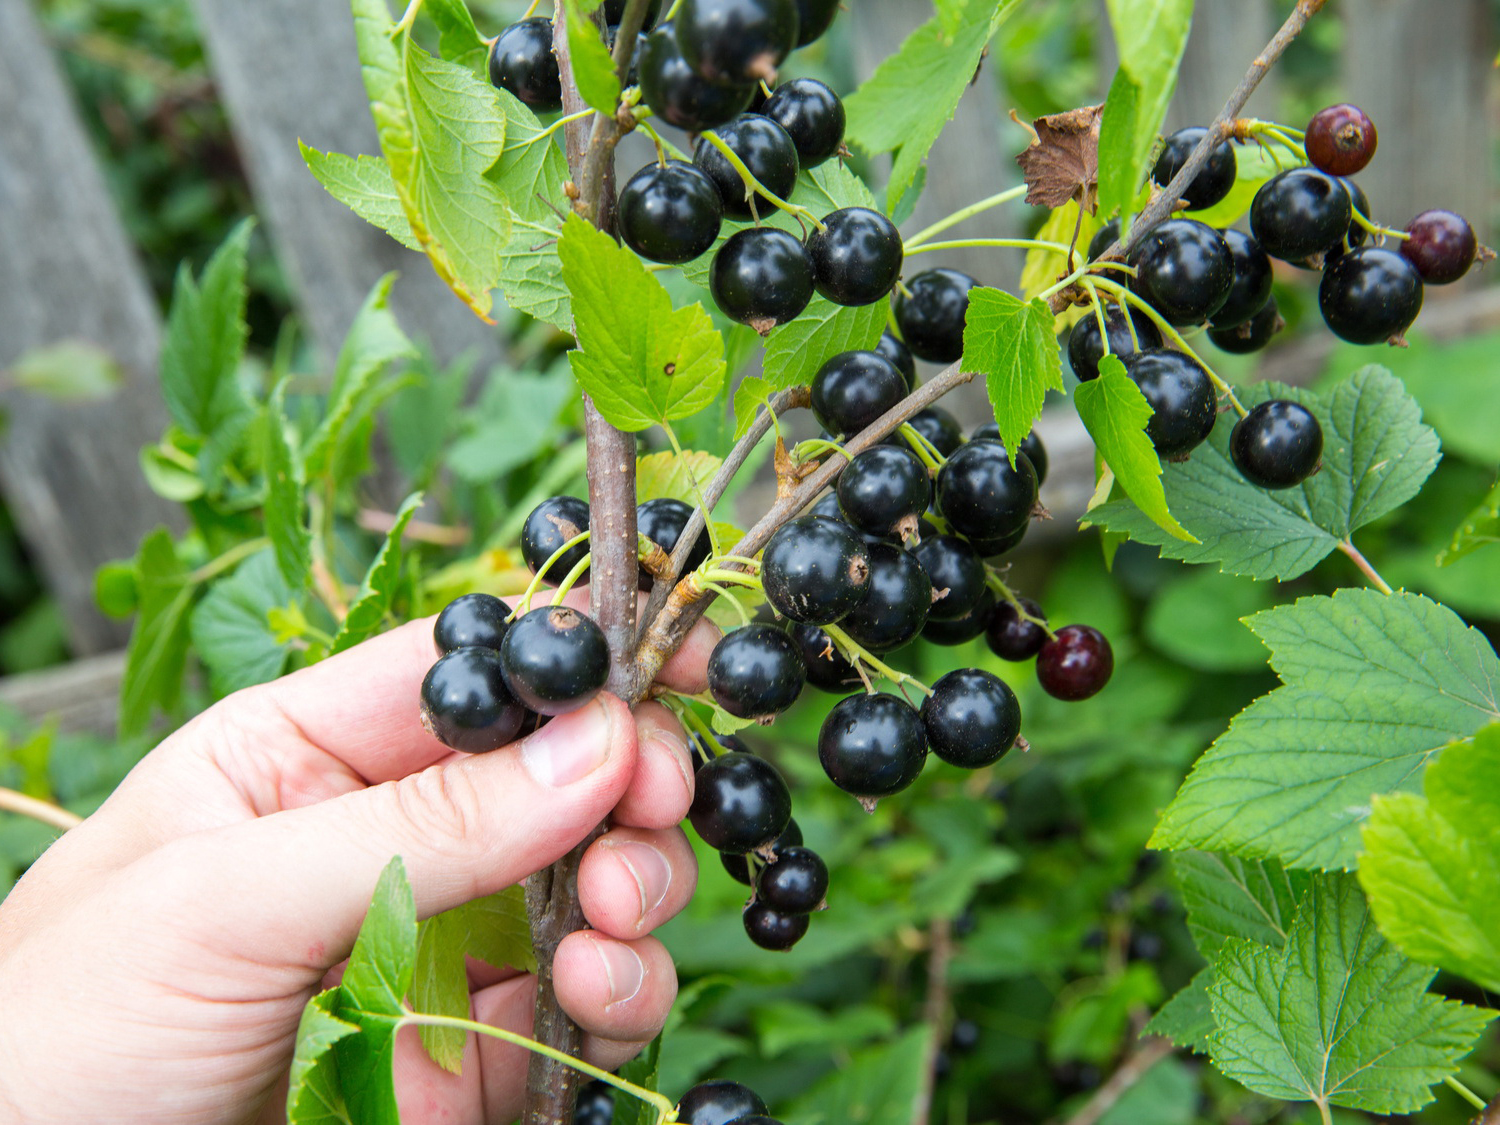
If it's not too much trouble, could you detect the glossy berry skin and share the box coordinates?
[636,497,709,590]
[969,521,1029,559]
[912,535,985,622]
[722,817,801,884]
[677,1081,769,1125]
[1129,219,1234,325]
[791,623,860,693]
[500,607,609,716]
[761,78,845,167]
[521,496,591,583]
[675,0,798,85]
[756,845,828,913]
[894,268,979,364]
[574,1081,615,1125]
[638,25,755,132]
[793,0,840,44]
[1306,103,1377,177]
[1208,296,1282,355]
[1036,625,1114,702]
[711,227,814,332]
[434,592,510,654]
[604,0,663,24]
[806,207,903,306]
[420,647,526,752]
[818,692,929,802]
[839,543,932,654]
[694,114,799,220]
[810,350,908,437]
[1402,210,1478,285]
[1152,126,1236,210]
[969,425,1049,486]
[762,515,871,624]
[936,439,1038,542]
[743,902,809,950]
[689,751,792,853]
[1318,247,1424,345]
[837,445,932,539]
[1088,218,1120,262]
[921,668,1022,768]
[707,624,807,720]
[1209,229,1274,329]
[1066,306,1163,382]
[1120,349,1218,460]
[617,161,723,265]
[1230,400,1324,489]
[488,19,563,113]
[1250,168,1352,262]
[986,596,1047,661]
[876,331,917,389]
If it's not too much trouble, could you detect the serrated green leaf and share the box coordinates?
[426,0,489,73]
[1360,723,1500,992]
[332,493,423,654]
[190,550,295,697]
[287,989,357,1125]
[1075,355,1194,542]
[300,147,422,251]
[614,1034,662,1125]
[445,370,576,483]
[1145,968,1214,1053]
[265,380,312,589]
[9,340,122,401]
[118,528,195,736]
[787,1027,933,1125]
[1019,201,1101,332]
[933,0,971,38]
[1151,589,1500,870]
[560,214,725,430]
[732,375,776,441]
[1438,477,1500,566]
[1174,852,1311,957]
[563,0,621,113]
[962,289,1065,463]
[636,450,724,505]
[1206,873,1493,1114]
[763,296,886,391]
[488,88,571,329]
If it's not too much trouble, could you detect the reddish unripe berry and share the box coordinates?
[1036,625,1114,702]
[1305,103,1377,177]
[1401,210,1479,285]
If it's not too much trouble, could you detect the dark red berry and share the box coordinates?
[707,624,807,720]
[894,268,979,364]
[675,0,798,85]
[876,331,917,388]
[521,497,590,583]
[1250,168,1352,262]
[912,535,986,621]
[791,623,860,693]
[1120,349,1218,460]
[1067,305,1162,382]
[420,647,527,752]
[488,19,563,113]
[500,607,609,716]
[793,0,839,44]
[935,439,1038,542]
[743,901,809,950]
[756,845,828,913]
[920,668,1021,769]
[710,227,814,332]
[638,23,755,132]
[689,751,792,853]
[819,692,928,804]
[1209,229,1273,329]
[1129,219,1234,325]
[762,515,871,625]
[1230,400,1324,489]
[694,114,799,221]
[985,597,1047,661]
[434,592,509,654]
[760,77,845,168]
[1318,246,1424,345]
[721,818,802,884]
[1401,209,1479,285]
[1305,103,1378,177]
[617,161,723,265]
[1208,297,1282,355]
[839,543,932,654]
[1036,625,1114,701]
[922,588,995,646]
[810,349,908,437]
[806,207,903,307]
[1152,126,1237,211]
[677,1081,768,1125]
[837,445,932,540]
[636,497,709,590]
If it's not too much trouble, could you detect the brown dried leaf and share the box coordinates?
[1015,104,1104,212]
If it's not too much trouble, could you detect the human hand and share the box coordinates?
[0,607,719,1125]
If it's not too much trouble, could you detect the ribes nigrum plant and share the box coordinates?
[720,817,801,884]
[836,445,932,540]
[805,207,903,307]
[521,497,591,583]
[935,439,1038,541]
[694,114,799,220]
[488,19,563,113]
[1036,625,1114,701]
[1230,400,1324,489]
[1129,218,1234,325]
[811,350,908,436]
[1305,103,1378,177]
[499,607,610,716]
[755,845,828,913]
[639,24,755,131]
[617,161,724,265]
[985,597,1048,661]
[1066,305,1162,381]
[1250,167,1352,262]
[636,497,710,589]
[838,542,932,653]
[676,1081,768,1125]
[911,535,986,621]
[902,407,963,457]
[742,901,809,950]
[1318,247,1424,345]
[894,268,979,364]
[707,624,807,720]
[922,588,997,647]
[759,78,845,168]
[675,0,799,85]
[875,331,917,389]
[1152,126,1236,210]
[920,668,1022,768]
[689,751,792,853]
[1402,209,1478,284]
[818,692,929,804]
[1209,229,1274,330]
[433,592,510,655]
[1120,349,1218,460]
[761,515,871,625]
[710,227,814,330]
[1208,297,1282,354]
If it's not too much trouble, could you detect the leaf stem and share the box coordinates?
[0,787,81,831]
[549,553,596,606]
[698,130,825,231]
[514,532,591,617]
[390,0,425,36]
[1348,206,1411,242]
[903,237,1072,257]
[984,569,1055,639]
[538,108,598,142]
[662,422,722,556]
[823,623,932,697]
[903,185,1028,248]
[1446,1076,1489,1111]
[186,536,271,584]
[900,422,947,471]
[1337,539,1395,595]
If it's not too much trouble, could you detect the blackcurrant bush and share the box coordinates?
[839,543,932,653]
[677,1081,768,1125]
[636,497,709,590]
[743,901,809,950]
[1119,349,1218,460]
[521,497,591,583]
[690,751,792,853]
[969,425,1049,486]
[1036,625,1114,701]
[818,692,929,803]
[707,624,807,720]
[806,207,903,307]
[790,622,860,693]
[488,19,563,113]
[710,227,814,332]
[434,592,509,654]
[617,160,723,265]
[1306,103,1377,177]
[1250,167,1352,262]
[1208,296,1282,355]
[876,331,917,389]
[894,268,979,364]
[1151,126,1236,211]
[1318,246,1424,345]
[793,0,839,44]
[420,647,526,752]
[935,439,1038,542]
[1066,305,1162,382]
[675,0,798,85]
[1230,399,1324,489]
[837,445,932,540]
[721,817,801,884]
[810,349,908,436]
[500,607,609,716]
[756,845,828,913]
[902,407,963,457]
[574,1081,615,1125]
[604,0,663,25]
[1402,209,1479,285]
[1129,219,1233,325]
[912,535,985,621]
[1087,218,1120,262]
[922,588,995,646]
[985,596,1047,661]
[638,24,756,132]
[921,668,1021,768]
[760,77,845,168]
[762,514,871,624]
[1209,229,1273,329]
[694,114,799,221]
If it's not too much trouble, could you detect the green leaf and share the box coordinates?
[563,0,621,113]
[190,550,295,697]
[1360,723,1500,992]
[265,380,312,589]
[118,529,194,736]
[1144,568,1276,673]
[332,492,424,654]
[140,440,206,502]
[488,89,572,329]
[1438,476,1500,566]
[1151,588,1500,870]
[1097,1057,1198,1125]
[425,0,489,73]
[614,1034,663,1125]
[636,450,724,505]
[1206,872,1493,1114]
[763,296,886,391]
[1144,968,1214,1053]
[786,1027,933,1125]
[1075,355,1194,542]
[1174,852,1312,957]
[287,989,357,1125]
[1049,964,1163,1065]
[754,1001,897,1058]
[1091,368,1441,580]
[732,375,776,441]
[559,214,726,430]
[445,370,576,483]
[9,340,122,401]
[300,147,422,252]
[961,289,1065,462]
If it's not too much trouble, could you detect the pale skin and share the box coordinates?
[0,601,721,1125]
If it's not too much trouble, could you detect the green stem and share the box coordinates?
[700,568,764,594]
[549,552,595,606]
[638,119,670,166]
[669,699,720,760]
[538,108,598,142]
[1349,206,1410,242]
[514,531,592,617]
[793,438,854,463]
[390,0,425,36]
[1445,1075,1488,1111]
[1338,539,1395,595]
[186,537,271,585]
[903,237,1071,257]
[984,569,1055,639]
[823,623,933,697]
[899,423,945,472]
[708,555,763,570]
[698,130,824,230]
[663,422,722,556]
[903,185,1028,248]
[701,581,753,625]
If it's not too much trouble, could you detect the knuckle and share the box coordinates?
[383,763,486,853]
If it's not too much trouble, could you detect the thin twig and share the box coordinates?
[0,787,81,832]
[913,918,954,1125]
[356,509,470,547]
[1056,1037,1174,1125]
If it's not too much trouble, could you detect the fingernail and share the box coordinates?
[647,727,694,796]
[606,839,673,923]
[589,936,645,1007]
[522,698,614,787]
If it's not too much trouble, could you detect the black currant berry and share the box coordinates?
[488,19,563,113]
[810,349,908,436]
[818,692,929,804]
[806,207,903,307]
[1152,126,1236,211]
[675,0,798,85]
[837,445,932,540]
[1402,209,1479,285]
[1318,247,1424,345]
[840,543,932,654]
[756,845,828,913]
[935,439,1038,542]
[761,77,845,167]
[1208,296,1282,354]
[894,268,979,364]
[1087,218,1120,262]
[743,901,809,950]
[636,497,709,590]
[574,1081,616,1125]
[922,588,995,646]
[500,606,609,716]
[793,0,839,44]
[791,622,860,693]
[1120,349,1218,460]
[711,227,814,332]
[901,408,963,458]
[521,497,591,583]
[605,25,649,86]
[1230,399,1324,489]
[434,592,510,654]
[968,520,1029,560]
[707,624,807,720]
[694,114,799,221]
[1250,168,1352,262]
[1066,305,1162,382]
[638,24,755,132]
[677,1081,769,1125]
[1306,103,1377,177]
[721,817,802,884]
[604,0,663,25]
[920,668,1021,768]
[617,160,723,265]
[1209,229,1273,329]
[1129,219,1234,325]
[690,751,792,853]
[420,647,526,752]
[985,596,1047,661]
[876,331,917,389]
[969,425,1049,486]
[762,514,872,624]
[912,535,985,621]
[1036,625,1114,702]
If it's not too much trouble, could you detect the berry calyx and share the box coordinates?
[1119,349,1218,460]
[1066,305,1163,382]
[762,515,871,624]
[935,439,1038,542]
[677,1081,769,1125]
[1036,625,1114,701]
[689,751,792,853]
[920,668,1022,769]
[487,19,563,113]
[756,845,829,913]
[1401,209,1479,285]
[694,114,799,221]
[721,817,802,884]
[521,497,591,583]
[912,535,986,621]
[710,226,814,333]
[675,0,799,85]
[805,207,904,306]
[433,592,510,654]
[760,78,845,168]
[836,445,932,540]
[1250,167,1352,262]
[985,597,1047,661]
[707,624,807,721]
[790,623,860,693]
[875,331,917,389]
[743,901,809,950]
[1208,296,1282,355]
[894,268,979,364]
[1152,126,1236,211]
[810,349,908,436]
[1230,399,1324,489]
[1128,218,1234,325]
[420,647,526,752]
[1305,103,1378,177]
[839,543,932,654]
[922,588,995,646]
[638,24,755,132]
[636,497,709,590]
[499,606,609,716]
[1318,246,1424,345]
[617,161,724,265]
[1208,229,1274,330]
[818,692,929,805]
